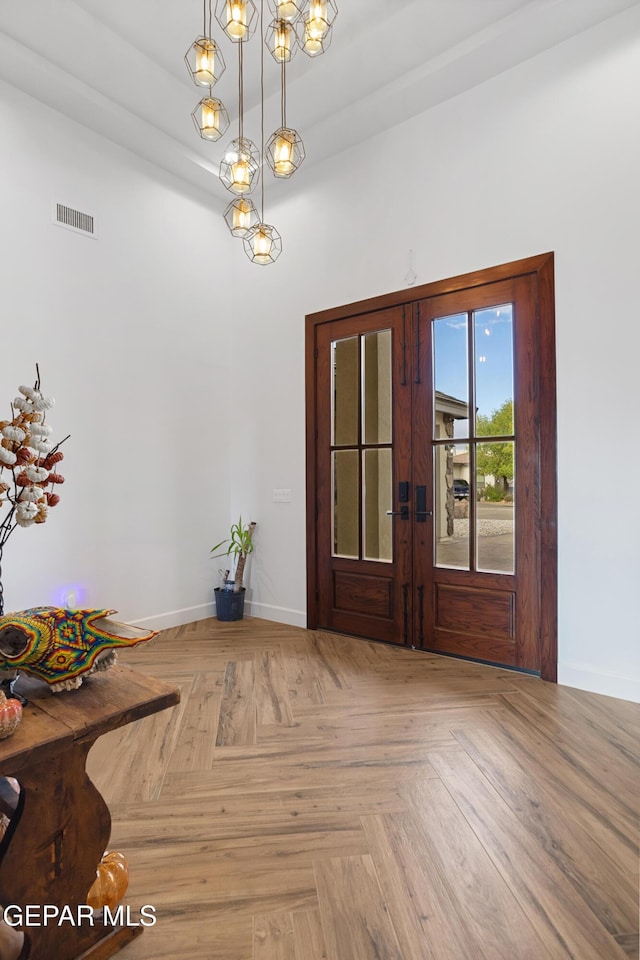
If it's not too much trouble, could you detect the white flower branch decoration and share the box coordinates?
[0,365,69,614]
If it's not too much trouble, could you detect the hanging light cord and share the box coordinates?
[208,0,213,93]
[260,0,265,221]
[281,56,287,129]
[238,40,244,140]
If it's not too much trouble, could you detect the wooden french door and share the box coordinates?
[306,254,557,679]
[314,306,411,645]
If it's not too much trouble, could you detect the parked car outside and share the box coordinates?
[454,479,470,499]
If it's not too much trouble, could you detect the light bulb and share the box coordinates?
[225,197,257,237]
[307,15,327,40]
[226,1,248,39]
[304,32,323,54]
[231,158,251,193]
[309,1,327,19]
[201,101,221,139]
[253,227,273,264]
[244,222,281,264]
[233,201,252,231]
[276,0,298,20]
[195,41,216,85]
[273,21,292,62]
[193,97,228,142]
[273,135,294,176]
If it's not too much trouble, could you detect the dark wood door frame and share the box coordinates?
[305,252,557,682]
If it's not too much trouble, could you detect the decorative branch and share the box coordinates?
[0,368,69,615]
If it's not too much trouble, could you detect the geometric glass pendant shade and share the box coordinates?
[219,137,261,195]
[224,197,259,237]
[265,126,305,177]
[215,0,258,42]
[297,0,337,57]
[184,36,226,86]
[243,221,283,265]
[192,97,230,141]
[266,18,298,63]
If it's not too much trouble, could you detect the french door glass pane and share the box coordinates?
[363,448,392,562]
[433,313,469,440]
[434,443,469,570]
[332,337,359,446]
[474,305,514,435]
[332,450,359,558]
[477,441,515,574]
[363,330,392,444]
[332,328,393,562]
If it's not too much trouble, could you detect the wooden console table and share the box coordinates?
[0,666,179,960]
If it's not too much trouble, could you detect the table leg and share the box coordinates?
[0,741,143,960]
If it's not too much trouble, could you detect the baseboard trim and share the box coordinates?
[244,601,306,629]
[558,662,640,704]
[130,603,214,632]
[129,601,307,632]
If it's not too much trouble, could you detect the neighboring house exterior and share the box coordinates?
[435,391,467,539]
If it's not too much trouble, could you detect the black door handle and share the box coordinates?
[388,481,410,519]
[386,506,410,520]
[416,485,431,522]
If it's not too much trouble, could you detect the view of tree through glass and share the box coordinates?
[433,304,515,574]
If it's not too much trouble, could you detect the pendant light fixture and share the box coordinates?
[185,3,226,87]
[265,2,304,179]
[223,197,259,237]
[267,17,295,63]
[185,0,337,262]
[244,0,282,264]
[219,36,260,195]
[186,1,229,142]
[297,0,337,57]
[216,0,258,42]
[192,97,230,141]
[265,58,305,177]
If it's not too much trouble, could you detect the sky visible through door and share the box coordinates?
[433,305,514,436]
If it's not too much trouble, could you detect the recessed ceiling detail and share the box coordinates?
[0,1,636,200]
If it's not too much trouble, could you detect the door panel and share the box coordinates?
[413,276,540,669]
[315,308,411,644]
[307,255,556,677]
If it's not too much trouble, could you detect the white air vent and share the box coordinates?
[53,202,97,238]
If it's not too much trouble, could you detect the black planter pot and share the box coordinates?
[214,586,246,622]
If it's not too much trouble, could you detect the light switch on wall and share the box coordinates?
[273,489,292,502]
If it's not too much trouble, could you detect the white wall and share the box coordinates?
[0,81,233,630]
[232,7,640,701]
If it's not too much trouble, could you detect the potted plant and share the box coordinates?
[211,517,256,621]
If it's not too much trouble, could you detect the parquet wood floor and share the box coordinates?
[86,617,640,960]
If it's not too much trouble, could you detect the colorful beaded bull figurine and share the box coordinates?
[0,607,157,693]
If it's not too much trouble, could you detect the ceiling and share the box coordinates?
[0,0,636,207]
